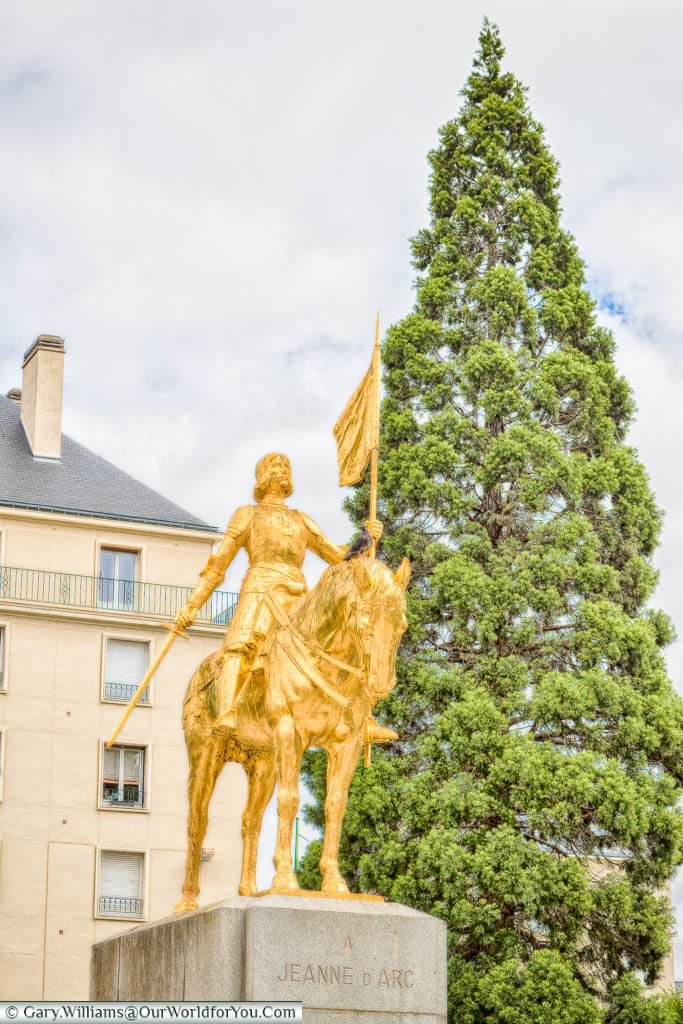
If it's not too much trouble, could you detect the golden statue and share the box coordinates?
[171,457,409,909]
[107,315,410,909]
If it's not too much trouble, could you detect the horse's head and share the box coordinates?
[349,556,410,702]
[294,554,410,702]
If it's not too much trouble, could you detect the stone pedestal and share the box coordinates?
[91,895,447,1024]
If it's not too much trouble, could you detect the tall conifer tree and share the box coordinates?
[301,19,683,1023]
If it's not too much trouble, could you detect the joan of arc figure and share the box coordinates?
[174,452,395,742]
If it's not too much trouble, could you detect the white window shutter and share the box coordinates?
[100,851,143,900]
[105,640,147,684]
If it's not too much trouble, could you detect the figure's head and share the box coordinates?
[253,452,293,501]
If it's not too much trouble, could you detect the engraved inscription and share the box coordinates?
[276,962,415,988]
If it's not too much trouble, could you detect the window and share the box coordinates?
[97,850,145,918]
[101,744,145,808]
[0,626,5,691]
[103,638,149,704]
[98,549,137,611]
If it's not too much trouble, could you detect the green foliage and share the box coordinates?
[477,950,603,1024]
[301,17,683,1023]
[605,976,683,1024]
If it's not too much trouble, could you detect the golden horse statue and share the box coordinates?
[174,552,409,912]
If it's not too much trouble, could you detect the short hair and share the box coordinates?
[253,452,293,501]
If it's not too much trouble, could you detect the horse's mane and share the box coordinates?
[290,558,363,638]
[289,557,403,638]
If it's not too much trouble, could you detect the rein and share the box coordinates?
[262,590,367,709]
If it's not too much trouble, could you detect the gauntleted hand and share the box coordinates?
[365,519,383,543]
[175,604,198,631]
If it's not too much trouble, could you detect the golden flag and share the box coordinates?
[333,316,381,487]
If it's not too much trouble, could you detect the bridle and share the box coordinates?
[262,580,368,710]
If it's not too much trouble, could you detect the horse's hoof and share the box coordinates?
[321,875,349,894]
[239,883,257,896]
[270,871,300,894]
[174,897,198,914]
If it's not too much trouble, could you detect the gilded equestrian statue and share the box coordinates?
[172,453,409,911]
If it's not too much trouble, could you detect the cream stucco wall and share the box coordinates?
[0,507,246,999]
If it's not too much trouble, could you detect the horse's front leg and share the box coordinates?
[174,740,223,913]
[320,734,364,893]
[271,714,303,894]
[240,754,276,896]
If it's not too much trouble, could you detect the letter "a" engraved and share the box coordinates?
[343,935,353,950]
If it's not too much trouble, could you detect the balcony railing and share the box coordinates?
[102,786,144,808]
[98,896,144,917]
[104,680,150,704]
[0,565,238,625]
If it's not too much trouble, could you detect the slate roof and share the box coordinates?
[0,394,216,533]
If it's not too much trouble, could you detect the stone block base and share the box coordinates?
[91,894,447,1023]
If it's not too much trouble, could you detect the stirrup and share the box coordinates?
[366,716,398,743]
[213,711,238,737]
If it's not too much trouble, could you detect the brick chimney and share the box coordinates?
[21,335,66,460]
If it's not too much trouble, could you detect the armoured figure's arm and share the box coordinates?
[299,511,346,565]
[175,506,252,627]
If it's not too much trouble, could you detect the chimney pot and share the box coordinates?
[20,334,66,459]
[6,388,22,405]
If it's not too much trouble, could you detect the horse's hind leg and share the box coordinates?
[175,739,223,913]
[239,754,276,896]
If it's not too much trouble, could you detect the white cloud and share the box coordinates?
[2,0,683,977]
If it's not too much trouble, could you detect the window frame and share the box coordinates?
[94,847,149,922]
[100,632,153,706]
[0,727,6,801]
[0,622,8,693]
[98,739,150,813]
[94,543,142,612]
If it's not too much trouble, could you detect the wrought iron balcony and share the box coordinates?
[0,565,237,626]
[98,896,144,917]
[104,680,150,704]
[102,786,144,808]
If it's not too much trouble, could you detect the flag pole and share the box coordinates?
[366,313,381,770]
[369,311,381,542]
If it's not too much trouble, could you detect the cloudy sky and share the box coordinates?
[2,0,683,970]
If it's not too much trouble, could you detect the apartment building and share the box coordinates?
[0,336,245,998]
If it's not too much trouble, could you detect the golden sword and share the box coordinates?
[106,621,189,749]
